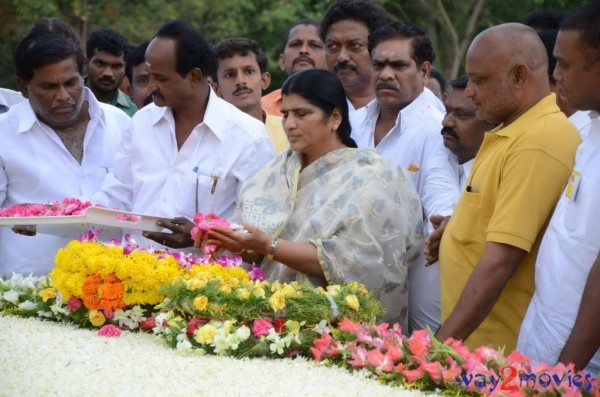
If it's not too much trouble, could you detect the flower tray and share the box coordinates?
[0,207,165,239]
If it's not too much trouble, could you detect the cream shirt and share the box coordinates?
[95,88,274,247]
[518,112,600,374]
[0,88,128,276]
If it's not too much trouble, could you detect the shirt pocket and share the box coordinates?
[180,172,220,219]
[564,174,600,245]
[451,191,484,244]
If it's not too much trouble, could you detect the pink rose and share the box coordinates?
[98,324,122,337]
[67,296,82,312]
[138,316,156,330]
[252,319,273,337]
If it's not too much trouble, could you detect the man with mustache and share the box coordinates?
[213,38,288,154]
[0,18,128,276]
[94,21,274,249]
[440,75,492,190]
[261,19,327,117]
[85,29,138,117]
[352,21,461,333]
[320,0,388,131]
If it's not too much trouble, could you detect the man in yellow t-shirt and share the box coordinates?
[436,23,581,352]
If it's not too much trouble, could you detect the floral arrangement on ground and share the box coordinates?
[0,222,598,395]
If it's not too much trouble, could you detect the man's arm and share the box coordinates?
[435,241,526,342]
[558,251,600,371]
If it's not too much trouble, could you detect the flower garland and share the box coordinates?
[0,198,94,217]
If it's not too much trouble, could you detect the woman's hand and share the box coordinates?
[143,217,195,248]
[205,223,271,256]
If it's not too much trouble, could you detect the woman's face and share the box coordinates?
[280,93,342,164]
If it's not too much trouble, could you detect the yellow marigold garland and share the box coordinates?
[50,241,249,308]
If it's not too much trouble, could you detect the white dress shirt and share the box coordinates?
[517,112,600,375]
[569,110,592,139]
[423,87,446,114]
[95,88,274,247]
[0,88,128,276]
[347,97,368,137]
[352,89,460,333]
[354,90,460,224]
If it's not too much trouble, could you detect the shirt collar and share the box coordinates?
[18,87,101,134]
[364,89,428,127]
[148,86,227,141]
[494,94,560,138]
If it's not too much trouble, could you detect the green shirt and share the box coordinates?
[109,90,138,117]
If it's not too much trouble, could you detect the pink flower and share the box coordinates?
[366,349,395,372]
[66,296,82,312]
[402,367,426,383]
[420,361,444,383]
[98,324,122,337]
[407,329,431,360]
[102,309,114,319]
[252,319,273,337]
[348,345,369,367]
[506,349,532,366]
[138,316,156,330]
[247,265,265,281]
[338,317,363,334]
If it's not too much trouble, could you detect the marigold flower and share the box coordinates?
[195,324,217,344]
[194,295,209,311]
[345,294,360,311]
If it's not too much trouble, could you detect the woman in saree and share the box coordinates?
[203,69,423,328]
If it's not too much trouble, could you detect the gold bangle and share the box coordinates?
[266,236,278,260]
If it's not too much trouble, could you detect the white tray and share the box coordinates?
[0,207,166,239]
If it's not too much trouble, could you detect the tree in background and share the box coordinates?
[0,0,587,90]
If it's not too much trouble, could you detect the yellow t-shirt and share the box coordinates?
[439,94,581,352]
[264,112,289,155]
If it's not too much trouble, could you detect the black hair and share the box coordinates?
[282,19,321,50]
[521,9,565,31]
[15,18,85,82]
[126,41,150,83]
[212,38,268,82]
[368,21,435,66]
[155,20,216,78]
[320,0,388,42]
[537,30,558,84]
[429,67,446,93]
[560,1,600,66]
[282,69,357,148]
[449,75,469,90]
[86,28,129,60]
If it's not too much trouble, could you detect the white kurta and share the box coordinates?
[95,88,274,247]
[0,89,128,276]
[351,90,460,333]
[517,112,600,375]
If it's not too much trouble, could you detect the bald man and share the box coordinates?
[435,23,581,352]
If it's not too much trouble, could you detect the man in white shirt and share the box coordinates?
[0,19,128,276]
[538,29,592,139]
[353,21,460,333]
[95,21,274,249]
[517,1,600,375]
[320,0,388,132]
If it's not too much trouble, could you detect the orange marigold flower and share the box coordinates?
[81,273,126,311]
